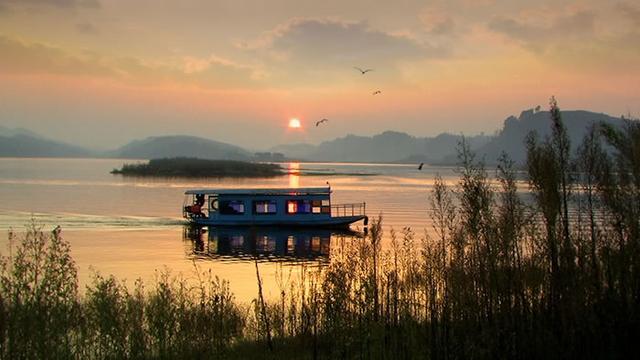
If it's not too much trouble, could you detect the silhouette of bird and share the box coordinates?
[418,163,424,170]
[354,67,373,75]
[372,90,382,95]
[316,118,329,127]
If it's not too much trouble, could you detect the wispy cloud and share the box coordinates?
[485,3,640,72]
[0,35,262,88]
[488,9,596,52]
[75,22,99,35]
[0,0,100,9]
[0,35,114,76]
[616,2,640,27]
[242,18,447,64]
[235,17,450,86]
[420,9,456,36]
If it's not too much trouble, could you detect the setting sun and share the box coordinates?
[288,118,301,128]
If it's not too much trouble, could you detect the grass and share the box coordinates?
[111,157,284,177]
[1,103,640,359]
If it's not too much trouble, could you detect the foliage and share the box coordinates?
[111,157,283,177]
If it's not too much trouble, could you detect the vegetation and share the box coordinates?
[2,98,639,358]
[110,157,284,177]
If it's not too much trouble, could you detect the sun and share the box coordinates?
[288,118,301,128]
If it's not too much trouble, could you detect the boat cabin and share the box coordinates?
[183,187,366,227]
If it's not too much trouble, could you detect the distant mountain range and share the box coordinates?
[0,108,626,164]
[270,131,491,163]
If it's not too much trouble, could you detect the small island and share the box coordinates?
[111,157,284,177]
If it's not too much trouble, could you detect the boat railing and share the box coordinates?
[331,202,366,217]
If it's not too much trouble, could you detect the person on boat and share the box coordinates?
[188,194,205,218]
[190,202,202,217]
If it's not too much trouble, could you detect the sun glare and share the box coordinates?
[288,118,301,128]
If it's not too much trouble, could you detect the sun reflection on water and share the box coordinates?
[288,162,300,188]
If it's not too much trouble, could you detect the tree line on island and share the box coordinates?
[110,157,284,177]
[1,98,639,358]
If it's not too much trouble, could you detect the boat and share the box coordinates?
[183,187,367,228]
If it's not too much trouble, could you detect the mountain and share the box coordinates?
[268,143,317,160]
[466,109,625,164]
[271,131,491,163]
[2,108,626,163]
[0,125,42,138]
[0,133,93,157]
[109,135,251,160]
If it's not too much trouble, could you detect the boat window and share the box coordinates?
[254,200,277,214]
[287,199,311,214]
[220,200,245,215]
[320,199,330,214]
[209,197,218,213]
[312,200,322,214]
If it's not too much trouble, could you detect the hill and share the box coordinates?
[465,109,624,164]
[271,131,491,163]
[110,135,251,160]
[0,125,42,138]
[1,108,626,163]
[0,133,93,158]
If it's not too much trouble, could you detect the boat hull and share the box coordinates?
[188,215,367,228]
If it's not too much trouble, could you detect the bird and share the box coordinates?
[372,90,382,95]
[316,118,329,127]
[418,163,424,170]
[354,67,373,75]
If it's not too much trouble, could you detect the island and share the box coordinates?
[110,157,284,177]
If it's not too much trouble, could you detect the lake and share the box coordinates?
[0,158,458,301]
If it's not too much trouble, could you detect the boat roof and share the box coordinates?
[185,187,331,196]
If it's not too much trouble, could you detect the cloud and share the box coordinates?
[488,10,596,51]
[243,18,446,66]
[75,22,99,35]
[0,35,115,76]
[0,35,261,88]
[486,5,640,72]
[420,9,456,36]
[0,0,99,9]
[616,2,640,27]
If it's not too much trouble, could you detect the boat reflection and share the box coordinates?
[183,225,363,263]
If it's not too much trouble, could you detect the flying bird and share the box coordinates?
[418,163,424,170]
[316,118,329,127]
[354,67,373,75]
[372,90,382,95]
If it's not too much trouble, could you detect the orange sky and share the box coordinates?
[0,0,639,149]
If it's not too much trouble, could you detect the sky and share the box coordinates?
[0,0,639,150]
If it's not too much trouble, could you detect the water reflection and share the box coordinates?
[183,225,362,263]
[288,162,300,188]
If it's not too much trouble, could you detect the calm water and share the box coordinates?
[0,158,458,301]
